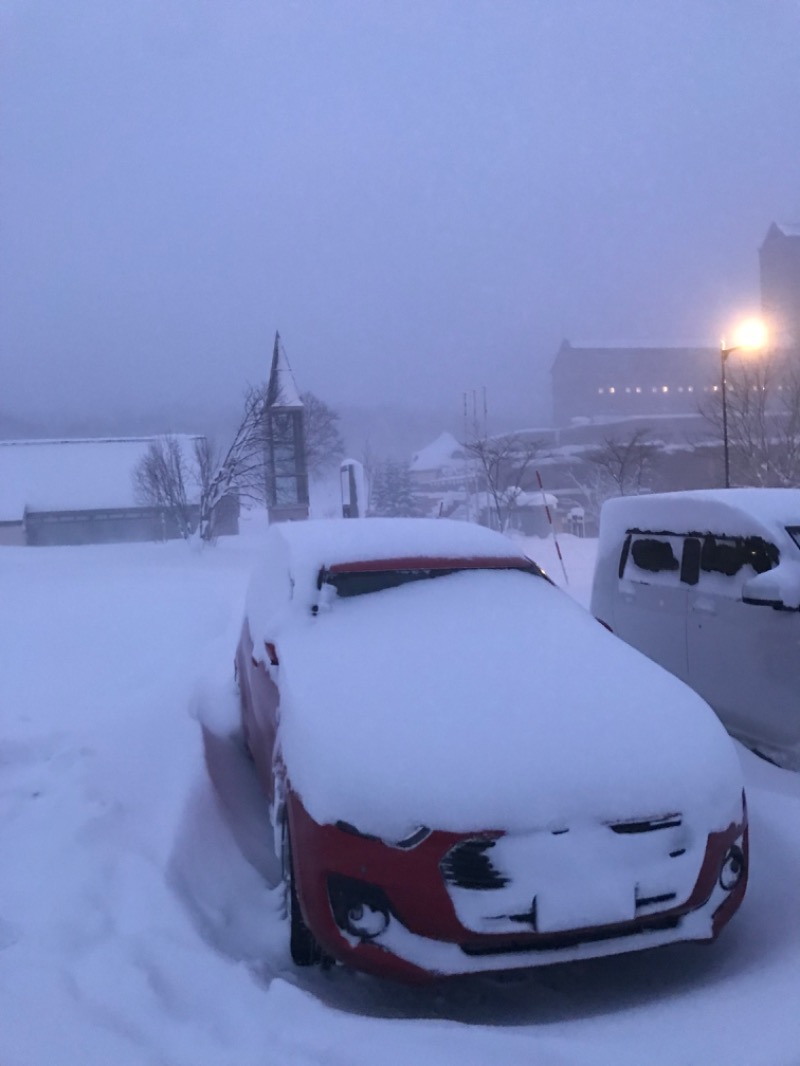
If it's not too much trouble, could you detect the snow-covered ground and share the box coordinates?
[2,518,800,1065]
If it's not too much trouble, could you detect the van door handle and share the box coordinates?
[691,597,716,615]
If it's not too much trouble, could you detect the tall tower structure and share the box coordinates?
[263,332,309,523]
[760,222,800,348]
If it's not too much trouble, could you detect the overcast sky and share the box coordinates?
[2,0,800,428]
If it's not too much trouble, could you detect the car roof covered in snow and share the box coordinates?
[598,488,800,553]
[269,516,523,566]
[245,517,531,638]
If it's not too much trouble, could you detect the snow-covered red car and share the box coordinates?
[235,518,748,982]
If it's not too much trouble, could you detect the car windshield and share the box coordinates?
[318,559,549,600]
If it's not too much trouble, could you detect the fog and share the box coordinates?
[2,1,800,444]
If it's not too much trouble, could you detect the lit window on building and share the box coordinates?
[598,387,604,394]
[609,386,616,394]
[635,386,642,393]
[712,385,719,392]
[661,386,669,393]
[688,386,694,392]
[652,386,658,393]
[625,387,631,393]
[678,386,684,392]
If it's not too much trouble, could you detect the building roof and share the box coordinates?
[770,222,800,240]
[552,340,717,378]
[265,331,303,409]
[760,221,800,252]
[410,431,466,473]
[0,436,202,522]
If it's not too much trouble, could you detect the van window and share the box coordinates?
[700,536,744,577]
[700,535,778,577]
[630,537,679,574]
[745,536,779,573]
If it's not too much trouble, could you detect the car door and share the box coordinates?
[617,531,690,683]
[687,534,799,750]
[241,620,282,805]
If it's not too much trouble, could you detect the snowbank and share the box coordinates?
[1,525,800,1065]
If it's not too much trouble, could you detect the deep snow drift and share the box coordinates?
[2,518,800,1065]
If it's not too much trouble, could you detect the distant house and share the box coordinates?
[0,437,238,547]
[407,431,470,518]
[409,431,467,487]
[472,488,558,537]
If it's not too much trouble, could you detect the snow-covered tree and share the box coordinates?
[369,460,423,517]
[194,387,269,540]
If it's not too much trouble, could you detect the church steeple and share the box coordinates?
[263,332,309,522]
[266,331,303,409]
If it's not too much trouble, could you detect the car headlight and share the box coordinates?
[719,843,745,891]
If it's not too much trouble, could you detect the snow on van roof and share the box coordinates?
[598,489,800,552]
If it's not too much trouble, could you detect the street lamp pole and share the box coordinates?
[718,320,767,490]
[720,340,733,489]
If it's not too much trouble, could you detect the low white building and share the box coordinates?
[0,437,238,546]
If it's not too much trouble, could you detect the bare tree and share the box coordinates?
[299,391,345,474]
[702,351,800,486]
[134,387,270,543]
[194,386,272,539]
[584,428,657,496]
[133,435,196,539]
[462,433,543,530]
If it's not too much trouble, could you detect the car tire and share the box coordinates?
[285,826,326,967]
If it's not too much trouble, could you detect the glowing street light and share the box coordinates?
[719,318,768,488]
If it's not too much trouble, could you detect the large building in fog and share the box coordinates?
[552,220,800,428]
[551,341,718,427]
[760,221,800,348]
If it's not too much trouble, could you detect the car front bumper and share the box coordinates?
[287,791,748,982]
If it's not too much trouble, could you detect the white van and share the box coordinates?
[591,489,800,766]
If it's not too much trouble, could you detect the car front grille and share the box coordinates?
[608,814,682,834]
[440,814,688,936]
[439,838,509,890]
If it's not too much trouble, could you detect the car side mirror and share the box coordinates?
[742,562,800,610]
